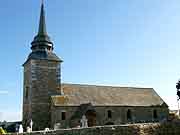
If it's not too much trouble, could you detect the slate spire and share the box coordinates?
[31,0,53,51]
[38,1,47,35]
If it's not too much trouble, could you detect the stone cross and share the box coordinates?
[80,115,88,128]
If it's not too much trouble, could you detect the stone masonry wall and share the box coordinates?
[8,122,180,135]
[51,106,169,128]
[23,59,61,130]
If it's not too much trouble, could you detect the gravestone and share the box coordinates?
[54,123,61,130]
[27,126,31,133]
[18,124,23,133]
[30,119,33,131]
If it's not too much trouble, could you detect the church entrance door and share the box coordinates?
[85,110,96,127]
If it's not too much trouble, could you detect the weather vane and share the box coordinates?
[41,0,44,5]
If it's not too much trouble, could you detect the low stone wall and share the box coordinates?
[8,122,180,135]
[139,122,180,135]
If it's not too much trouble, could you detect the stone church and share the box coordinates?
[22,2,169,130]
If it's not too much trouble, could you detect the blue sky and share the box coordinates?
[0,0,180,121]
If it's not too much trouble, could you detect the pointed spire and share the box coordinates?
[26,0,62,64]
[38,0,47,35]
[31,0,53,51]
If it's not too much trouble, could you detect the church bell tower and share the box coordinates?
[22,1,63,130]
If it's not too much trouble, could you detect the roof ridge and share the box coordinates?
[61,82,153,89]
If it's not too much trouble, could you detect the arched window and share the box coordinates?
[107,110,112,118]
[153,110,158,119]
[127,109,132,120]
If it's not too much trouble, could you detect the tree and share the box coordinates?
[176,80,180,100]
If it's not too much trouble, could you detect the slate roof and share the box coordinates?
[51,83,167,107]
[27,51,62,62]
[23,51,62,66]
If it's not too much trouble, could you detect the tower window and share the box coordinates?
[127,109,132,120]
[153,110,158,119]
[107,110,112,118]
[56,65,61,84]
[61,111,66,120]
[25,86,29,99]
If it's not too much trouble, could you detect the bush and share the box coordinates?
[0,127,6,134]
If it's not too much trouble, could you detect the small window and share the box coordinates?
[153,110,158,119]
[61,111,66,120]
[127,109,132,120]
[25,86,29,99]
[107,110,112,118]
